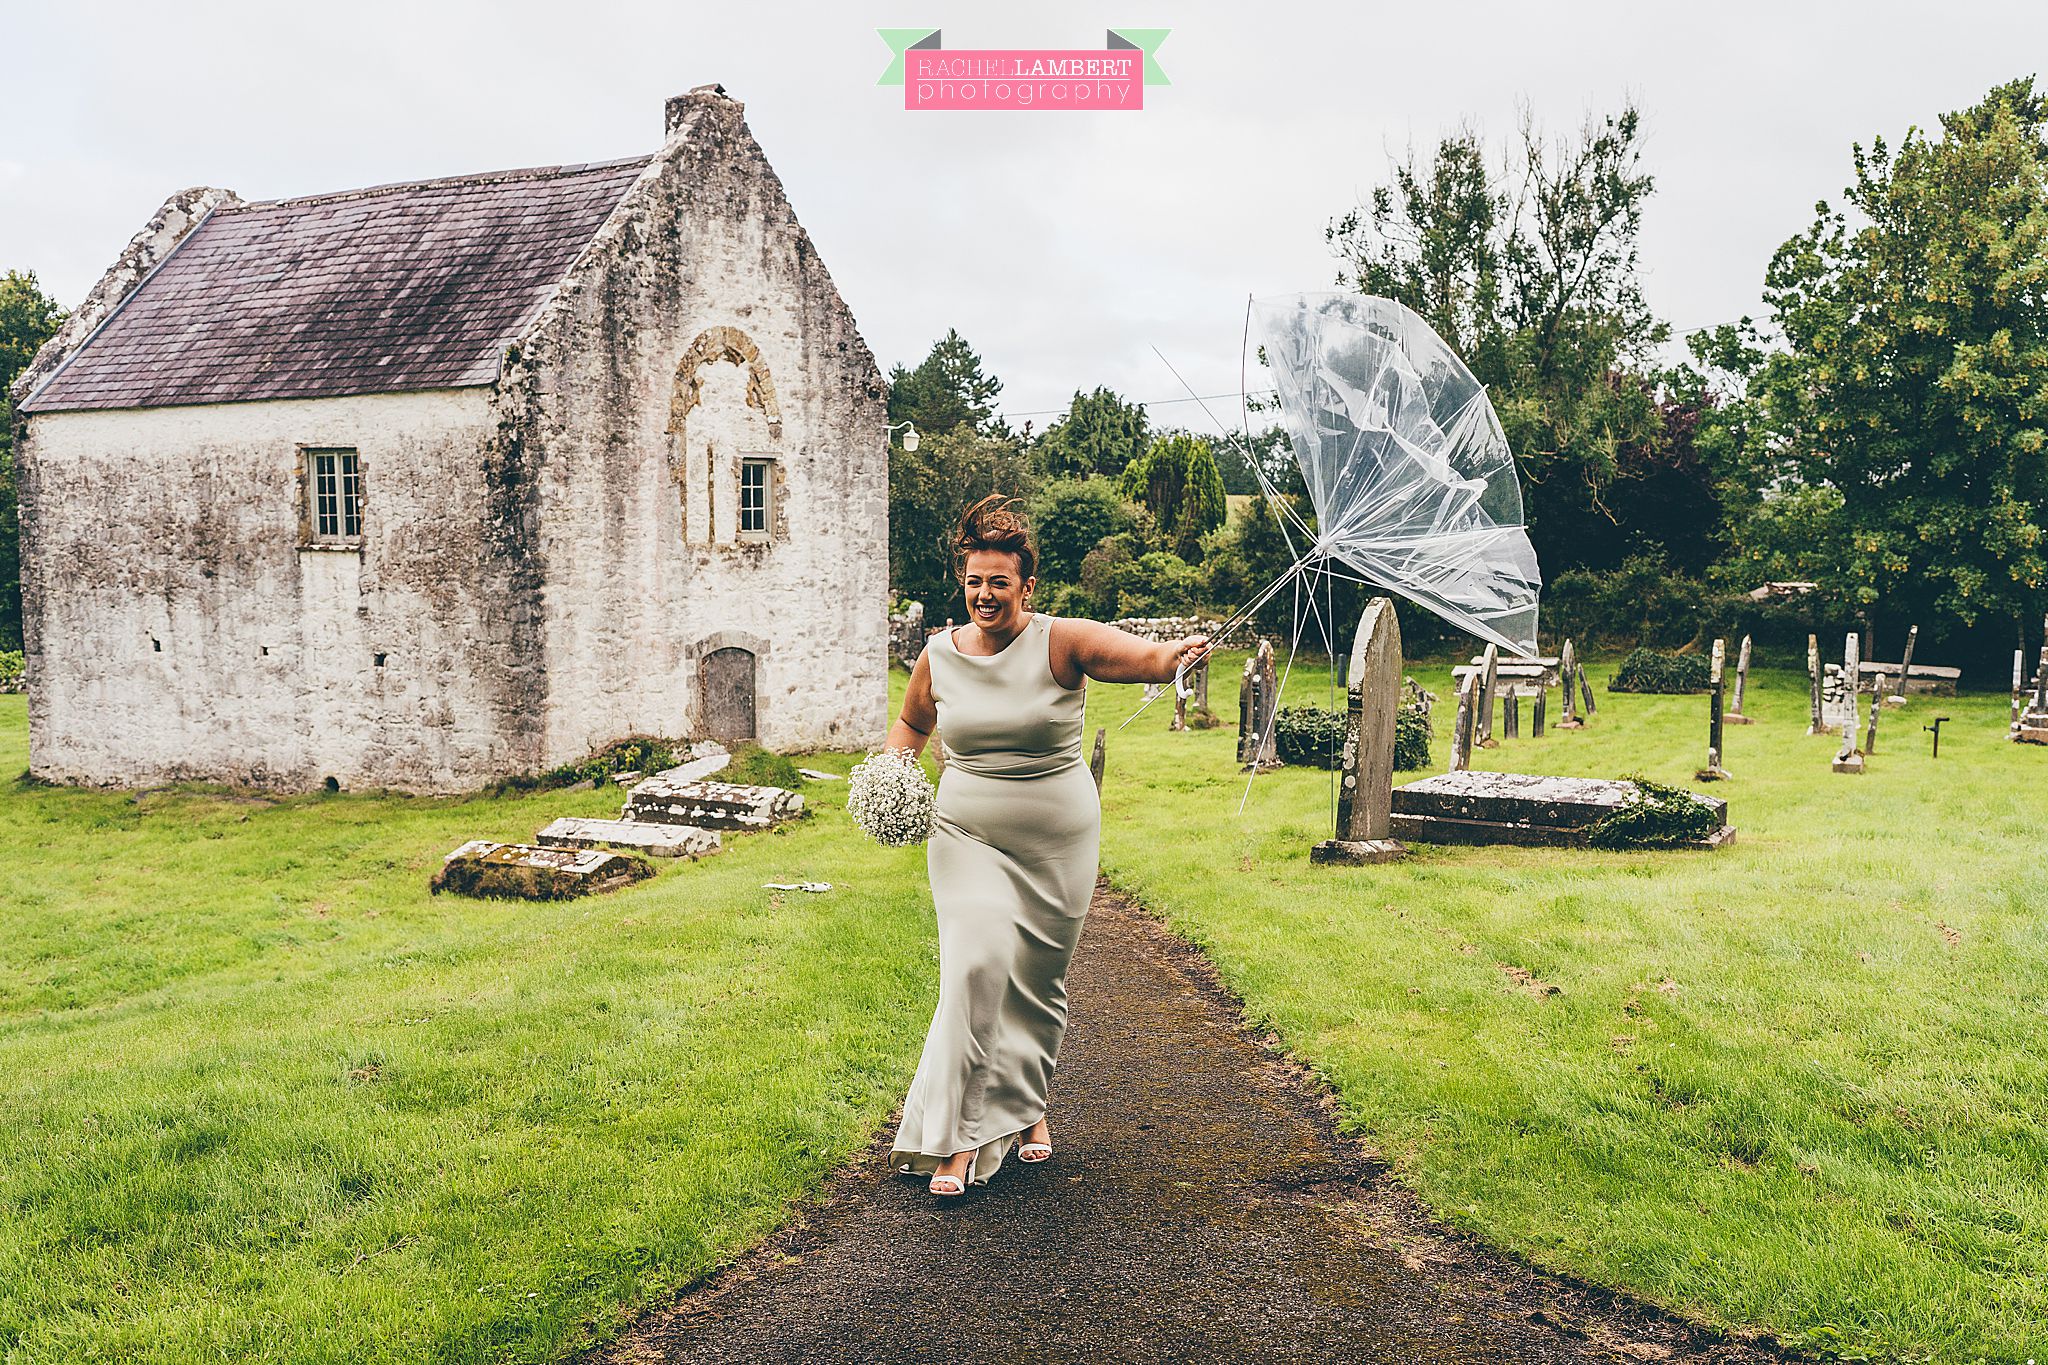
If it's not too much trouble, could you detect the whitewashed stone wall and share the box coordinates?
[510,89,889,764]
[18,391,523,790]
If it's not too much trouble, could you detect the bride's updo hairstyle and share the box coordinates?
[952,494,1037,581]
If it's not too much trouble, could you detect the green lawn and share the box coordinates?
[0,700,937,1363]
[1094,650,2048,1363]
[4,642,2045,1363]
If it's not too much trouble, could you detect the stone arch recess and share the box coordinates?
[667,326,783,544]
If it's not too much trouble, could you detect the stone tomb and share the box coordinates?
[623,778,805,831]
[431,840,655,899]
[537,817,721,859]
[1389,772,1734,850]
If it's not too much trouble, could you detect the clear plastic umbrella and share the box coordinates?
[1247,291,1541,654]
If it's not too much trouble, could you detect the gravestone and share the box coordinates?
[431,841,654,899]
[1726,635,1755,724]
[1697,638,1730,781]
[1556,640,1582,729]
[2015,644,2048,745]
[1885,624,1920,708]
[1389,772,1733,850]
[1091,727,1107,789]
[1578,663,1597,717]
[1806,634,1827,735]
[1239,641,1280,770]
[537,817,720,859]
[1833,634,1866,773]
[1448,671,1478,772]
[1504,691,1520,739]
[624,778,806,830]
[1532,685,1547,737]
[1312,597,1408,865]
[1476,643,1501,748]
[1172,685,1187,732]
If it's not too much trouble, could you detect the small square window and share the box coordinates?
[303,447,364,547]
[739,458,773,541]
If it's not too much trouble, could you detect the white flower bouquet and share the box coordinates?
[846,748,937,847]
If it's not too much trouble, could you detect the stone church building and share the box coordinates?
[11,87,889,793]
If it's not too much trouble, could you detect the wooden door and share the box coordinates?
[700,647,757,742]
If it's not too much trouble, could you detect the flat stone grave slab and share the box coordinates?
[623,778,804,831]
[430,840,654,899]
[537,817,720,859]
[1858,662,1960,696]
[1389,772,1732,850]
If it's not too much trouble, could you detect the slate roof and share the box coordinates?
[22,156,651,413]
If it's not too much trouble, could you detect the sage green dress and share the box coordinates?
[890,613,1099,1186]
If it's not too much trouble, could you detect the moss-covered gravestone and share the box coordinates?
[1312,598,1407,866]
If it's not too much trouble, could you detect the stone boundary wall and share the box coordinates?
[1107,615,1229,642]
[887,603,925,668]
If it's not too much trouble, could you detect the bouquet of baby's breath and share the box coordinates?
[847,748,937,846]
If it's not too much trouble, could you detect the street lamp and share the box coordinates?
[886,420,919,452]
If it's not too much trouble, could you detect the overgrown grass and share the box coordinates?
[5,645,2045,1362]
[0,704,934,1364]
[1090,651,2047,1362]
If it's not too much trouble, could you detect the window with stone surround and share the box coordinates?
[739,457,773,542]
[301,447,363,548]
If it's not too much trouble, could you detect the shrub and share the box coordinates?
[1545,552,1743,651]
[721,743,805,790]
[1273,705,1346,768]
[516,735,681,793]
[1608,648,1711,694]
[1588,775,1718,849]
[0,651,22,693]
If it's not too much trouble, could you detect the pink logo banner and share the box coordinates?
[905,50,1143,111]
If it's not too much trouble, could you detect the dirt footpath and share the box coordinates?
[595,884,1791,1365]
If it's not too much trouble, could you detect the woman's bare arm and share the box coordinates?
[1051,618,1209,686]
[884,649,938,756]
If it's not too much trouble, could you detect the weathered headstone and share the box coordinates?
[1312,597,1407,865]
[1578,663,1597,717]
[2016,644,2048,745]
[1726,634,1755,724]
[1697,638,1730,781]
[1238,641,1280,770]
[1532,685,1547,737]
[1556,640,1582,729]
[1193,655,1210,711]
[1807,634,1827,735]
[1833,633,1866,773]
[1476,643,1501,748]
[1090,727,1107,789]
[1504,690,1521,739]
[1864,662,1885,755]
[1885,624,1919,708]
[1448,671,1478,772]
[1171,686,1187,732]
[2012,649,2027,731]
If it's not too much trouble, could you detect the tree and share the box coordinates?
[886,328,1003,438]
[0,270,67,651]
[1028,476,1137,585]
[1032,386,1149,480]
[1733,77,2048,632]
[1327,105,1671,574]
[1119,433,1226,561]
[886,425,1033,622]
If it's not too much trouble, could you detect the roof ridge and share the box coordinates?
[230,153,654,211]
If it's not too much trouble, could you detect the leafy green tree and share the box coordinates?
[1,270,67,651]
[1028,476,1137,585]
[886,425,1033,622]
[886,328,1003,438]
[1119,433,1226,560]
[1328,106,1671,573]
[1732,77,2048,631]
[1033,386,1149,479]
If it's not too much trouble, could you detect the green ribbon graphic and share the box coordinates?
[876,29,940,85]
[1107,28,1170,86]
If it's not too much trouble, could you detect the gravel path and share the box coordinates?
[596,884,1790,1365]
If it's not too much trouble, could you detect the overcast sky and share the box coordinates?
[5,0,2042,429]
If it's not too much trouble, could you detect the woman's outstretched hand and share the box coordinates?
[1168,635,1211,678]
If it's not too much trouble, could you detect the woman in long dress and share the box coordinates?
[883,496,1207,1197]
